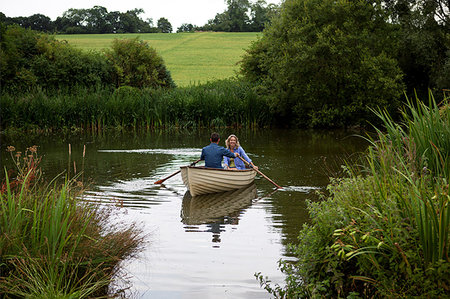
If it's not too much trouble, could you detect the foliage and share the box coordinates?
[1,6,159,34]
[0,147,144,297]
[383,0,450,98]
[177,23,195,33]
[105,38,175,88]
[199,0,279,32]
[0,26,175,91]
[240,0,405,128]
[0,25,112,90]
[0,79,270,131]
[157,17,173,33]
[257,93,450,297]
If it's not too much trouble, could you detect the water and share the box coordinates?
[0,129,368,298]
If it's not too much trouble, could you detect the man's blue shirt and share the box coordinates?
[201,143,235,169]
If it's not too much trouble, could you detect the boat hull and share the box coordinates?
[180,166,256,196]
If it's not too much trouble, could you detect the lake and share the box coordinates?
[1,128,368,298]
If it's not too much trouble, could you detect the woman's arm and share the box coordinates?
[239,147,258,169]
[224,156,230,168]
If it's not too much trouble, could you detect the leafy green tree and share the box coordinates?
[85,6,109,33]
[381,0,450,98]
[24,14,53,31]
[105,38,175,88]
[248,0,278,31]
[177,23,195,32]
[157,17,172,33]
[240,0,404,128]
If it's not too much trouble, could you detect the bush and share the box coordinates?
[0,25,113,90]
[105,38,176,89]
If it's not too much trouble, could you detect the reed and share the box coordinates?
[0,80,271,132]
[258,92,449,298]
[0,148,144,297]
[363,93,450,265]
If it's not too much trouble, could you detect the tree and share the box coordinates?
[248,1,279,31]
[380,0,450,97]
[226,0,251,31]
[85,6,109,33]
[177,23,195,32]
[157,17,172,33]
[24,14,53,31]
[240,0,404,128]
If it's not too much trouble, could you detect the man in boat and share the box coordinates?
[201,132,239,168]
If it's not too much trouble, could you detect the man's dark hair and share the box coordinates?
[210,132,220,142]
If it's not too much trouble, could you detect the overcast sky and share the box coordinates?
[2,0,281,31]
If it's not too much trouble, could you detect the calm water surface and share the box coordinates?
[1,129,368,298]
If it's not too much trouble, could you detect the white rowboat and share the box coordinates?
[180,166,256,196]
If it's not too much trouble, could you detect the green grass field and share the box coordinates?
[56,32,260,86]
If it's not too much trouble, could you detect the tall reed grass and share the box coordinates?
[361,93,449,263]
[257,92,449,297]
[333,93,449,294]
[0,147,144,297]
[0,79,271,132]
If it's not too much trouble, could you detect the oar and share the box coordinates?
[237,156,282,189]
[154,159,201,184]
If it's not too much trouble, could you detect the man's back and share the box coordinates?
[201,143,235,168]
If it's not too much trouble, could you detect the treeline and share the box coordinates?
[0,7,172,34]
[0,0,278,34]
[186,0,279,32]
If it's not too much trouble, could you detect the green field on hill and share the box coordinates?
[56,32,260,86]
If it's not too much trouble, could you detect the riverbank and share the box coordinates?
[258,94,450,297]
[0,80,271,133]
[0,146,145,297]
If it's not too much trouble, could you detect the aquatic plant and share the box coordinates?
[0,79,271,132]
[0,147,145,297]
[257,92,450,297]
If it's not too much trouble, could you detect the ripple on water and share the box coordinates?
[280,185,321,193]
[98,148,201,156]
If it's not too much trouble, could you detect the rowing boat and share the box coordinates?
[180,166,256,196]
[181,183,257,225]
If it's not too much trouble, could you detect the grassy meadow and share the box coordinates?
[56,32,260,86]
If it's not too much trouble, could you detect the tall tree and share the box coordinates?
[157,17,172,33]
[177,23,195,32]
[240,0,404,127]
[226,0,251,31]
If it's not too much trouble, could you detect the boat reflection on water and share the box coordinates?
[181,183,257,245]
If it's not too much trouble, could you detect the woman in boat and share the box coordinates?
[224,134,258,170]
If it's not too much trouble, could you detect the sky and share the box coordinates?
[1,0,281,31]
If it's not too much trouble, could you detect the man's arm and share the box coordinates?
[222,147,238,158]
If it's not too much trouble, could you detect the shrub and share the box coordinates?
[105,38,176,89]
[0,25,113,91]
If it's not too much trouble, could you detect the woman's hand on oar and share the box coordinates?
[154,159,202,184]
[237,156,282,189]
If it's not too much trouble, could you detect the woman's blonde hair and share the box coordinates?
[225,134,240,149]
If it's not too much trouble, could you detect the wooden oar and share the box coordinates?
[237,156,282,189]
[154,159,202,184]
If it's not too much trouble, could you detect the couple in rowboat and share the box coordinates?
[201,132,258,170]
